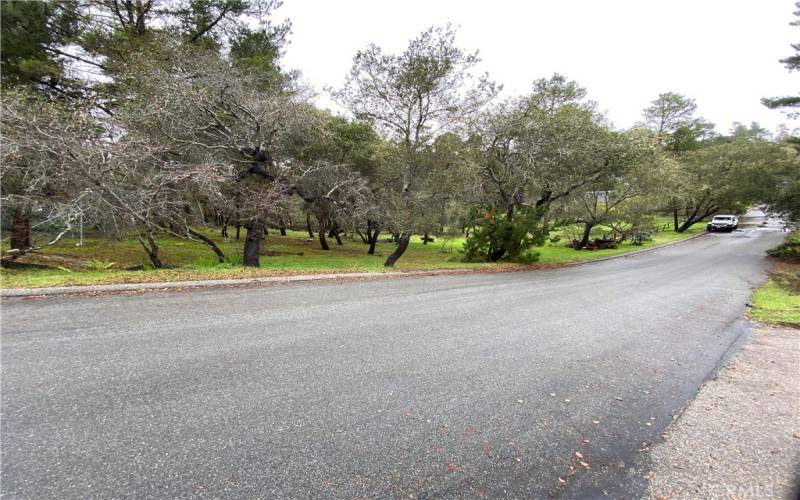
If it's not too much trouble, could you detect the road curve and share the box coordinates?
[0,213,786,498]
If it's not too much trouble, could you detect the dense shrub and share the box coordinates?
[462,206,547,262]
[631,229,654,246]
[766,232,800,259]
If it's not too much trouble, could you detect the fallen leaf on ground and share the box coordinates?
[446,463,464,473]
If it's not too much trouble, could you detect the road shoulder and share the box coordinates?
[645,323,800,499]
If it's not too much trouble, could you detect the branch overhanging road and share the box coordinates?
[0,211,787,498]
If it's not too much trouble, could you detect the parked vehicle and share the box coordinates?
[707,215,739,232]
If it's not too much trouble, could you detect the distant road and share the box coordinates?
[1,211,786,498]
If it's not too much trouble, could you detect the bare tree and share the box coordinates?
[293,163,370,250]
[0,90,94,261]
[118,47,318,266]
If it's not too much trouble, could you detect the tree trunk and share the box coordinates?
[317,217,330,250]
[676,214,707,233]
[384,232,410,267]
[676,203,716,233]
[137,230,164,268]
[187,228,226,263]
[331,224,343,245]
[279,225,286,236]
[306,213,315,239]
[672,208,679,232]
[368,231,380,254]
[235,224,241,240]
[243,219,264,267]
[9,208,31,250]
[574,222,594,249]
[367,220,380,255]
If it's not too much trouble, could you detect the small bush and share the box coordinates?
[766,240,800,259]
[462,206,548,262]
[86,258,116,271]
[631,230,654,246]
[516,250,540,264]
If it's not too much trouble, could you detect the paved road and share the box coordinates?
[0,214,786,499]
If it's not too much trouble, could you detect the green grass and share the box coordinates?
[751,280,800,326]
[751,230,800,327]
[536,223,704,263]
[0,221,704,289]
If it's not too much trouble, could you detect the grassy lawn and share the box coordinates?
[750,231,800,327]
[0,221,705,289]
[751,280,800,326]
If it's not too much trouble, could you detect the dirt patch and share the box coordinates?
[259,250,305,257]
[3,253,92,269]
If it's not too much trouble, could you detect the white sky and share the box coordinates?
[274,0,798,135]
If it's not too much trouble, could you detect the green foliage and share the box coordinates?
[230,25,289,87]
[515,250,541,264]
[767,233,800,259]
[86,259,116,271]
[462,206,548,262]
[296,114,381,176]
[631,230,654,246]
[762,143,800,223]
[665,120,715,152]
[0,1,79,87]
[762,2,800,115]
[178,0,248,43]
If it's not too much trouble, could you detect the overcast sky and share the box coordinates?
[274,0,798,135]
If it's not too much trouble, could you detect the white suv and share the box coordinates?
[707,215,739,232]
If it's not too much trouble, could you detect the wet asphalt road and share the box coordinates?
[0,213,787,499]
